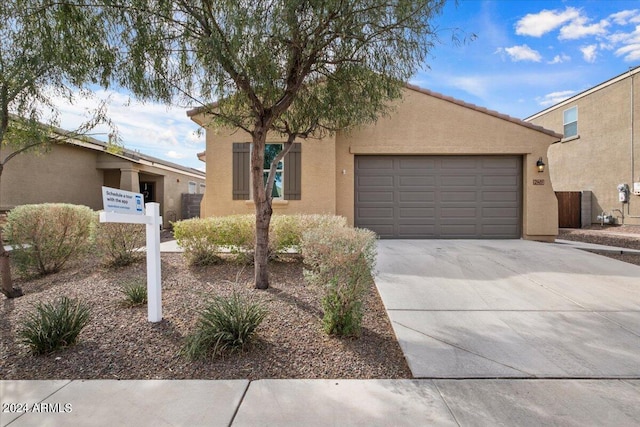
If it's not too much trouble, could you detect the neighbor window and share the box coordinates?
[199,183,206,194]
[563,106,578,138]
[188,181,197,194]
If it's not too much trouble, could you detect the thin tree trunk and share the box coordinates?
[0,166,22,298]
[251,126,271,289]
[0,232,20,298]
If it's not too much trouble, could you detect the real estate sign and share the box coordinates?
[102,186,144,215]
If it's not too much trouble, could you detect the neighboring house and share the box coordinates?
[526,66,640,227]
[189,85,561,241]
[0,130,206,228]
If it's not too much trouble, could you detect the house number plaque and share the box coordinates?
[533,179,545,185]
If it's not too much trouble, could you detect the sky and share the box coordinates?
[51,0,640,171]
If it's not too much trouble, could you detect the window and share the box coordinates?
[563,106,578,138]
[199,183,206,194]
[188,181,197,194]
[263,144,284,198]
[232,142,301,201]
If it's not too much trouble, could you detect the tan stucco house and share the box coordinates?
[189,85,562,241]
[0,130,206,228]
[526,66,640,226]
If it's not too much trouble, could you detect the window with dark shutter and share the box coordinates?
[232,143,250,200]
[284,143,301,200]
[234,142,301,201]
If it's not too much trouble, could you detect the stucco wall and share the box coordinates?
[1,142,205,228]
[335,88,560,241]
[0,143,104,210]
[200,127,337,217]
[198,87,560,240]
[528,72,640,225]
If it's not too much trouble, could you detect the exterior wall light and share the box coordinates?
[536,157,545,173]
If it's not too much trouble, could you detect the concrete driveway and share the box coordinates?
[375,240,640,378]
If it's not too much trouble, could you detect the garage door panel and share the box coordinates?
[399,207,436,218]
[441,207,477,218]
[483,191,519,202]
[355,155,521,239]
[357,191,394,202]
[399,176,436,186]
[482,207,519,217]
[440,157,478,169]
[399,191,435,202]
[483,175,518,185]
[358,175,394,186]
[441,191,477,202]
[440,176,477,186]
[399,158,436,169]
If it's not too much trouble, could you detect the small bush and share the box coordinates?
[174,214,349,264]
[95,221,146,267]
[182,293,267,360]
[301,226,377,337]
[5,204,95,276]
[120,279,147,307]
[19,296,91,355]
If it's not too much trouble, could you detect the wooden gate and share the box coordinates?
[555,192,581,228]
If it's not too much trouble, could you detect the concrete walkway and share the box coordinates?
[375,239,640,379]
[3,239,640,426]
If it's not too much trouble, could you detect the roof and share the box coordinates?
[186,83,562,139]
[525,66,640,121]
[49,126,206,179]
[404,84,562,139]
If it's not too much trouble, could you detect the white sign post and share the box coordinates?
[99,186,163,322]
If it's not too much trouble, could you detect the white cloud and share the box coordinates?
[516,7,581,37]
[609,10,640,26]
[166,150,187,159]
[501,45,542,62]
[580,44,598,63]
[615,43,640,61]
[536,90,577,107]
[548,54,571,64]
[559,17,609,40]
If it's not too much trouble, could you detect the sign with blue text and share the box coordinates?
[102,186,144,215]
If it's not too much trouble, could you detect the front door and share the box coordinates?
[140,182,155,204]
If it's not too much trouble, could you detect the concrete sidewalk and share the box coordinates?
[3,379,640,426]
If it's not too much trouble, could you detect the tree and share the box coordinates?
[64,0,450,289]
[0,0,116,297]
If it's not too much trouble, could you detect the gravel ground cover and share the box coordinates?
[0,253,411,380]
[3,226,637,380]
[558,225,640,267]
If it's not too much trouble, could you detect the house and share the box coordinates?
[188,85,561,241]
[526,66,640,227]
[0,129,206,228]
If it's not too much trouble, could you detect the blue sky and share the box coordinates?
[53,0,640,170]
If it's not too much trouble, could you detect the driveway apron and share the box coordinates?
[374,239,640,378]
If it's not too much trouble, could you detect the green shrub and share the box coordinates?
[95,220,145,267]
[301,226,377,337]
[173,217,223,265]
[5,204,95,276]
[19,296,91,355]
[174,214,349,264]
[120,279,147,307]
[181,293,267,360]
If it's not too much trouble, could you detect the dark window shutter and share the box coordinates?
[284,143,301,200]
[232,143,250,200]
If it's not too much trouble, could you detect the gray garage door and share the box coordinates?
[355,155,522,239]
